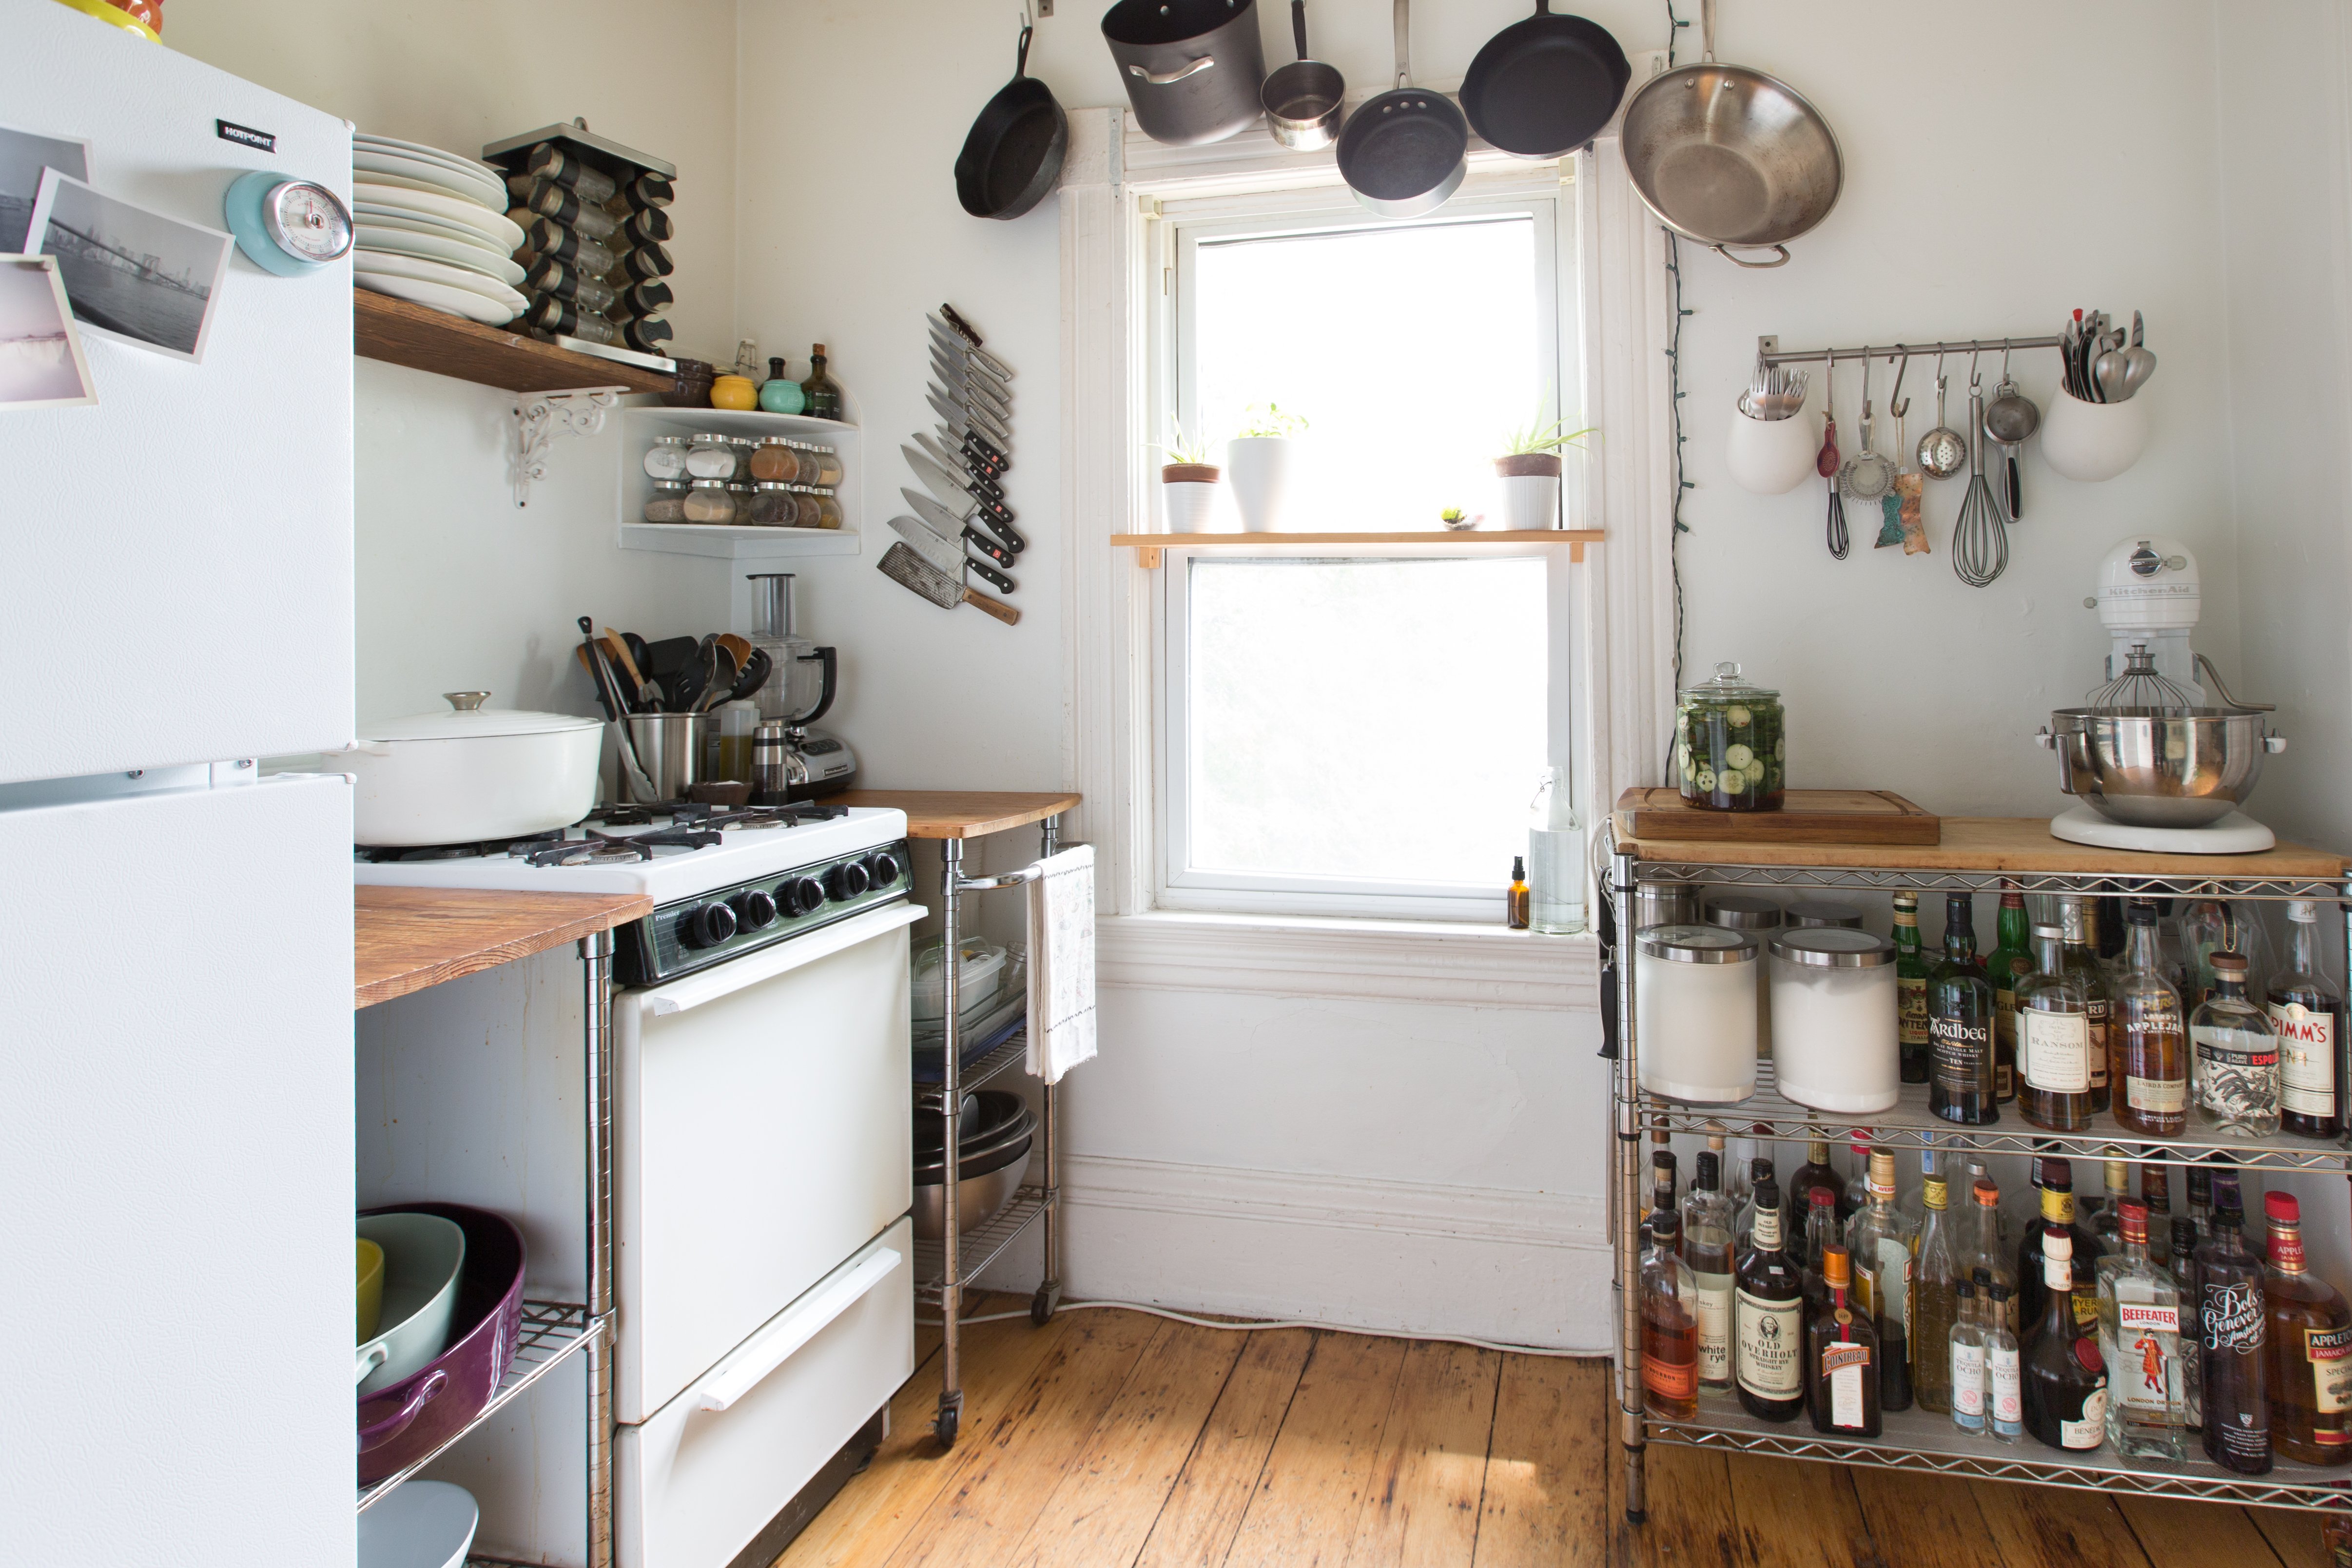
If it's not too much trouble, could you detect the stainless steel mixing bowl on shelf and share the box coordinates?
[2038,707,2286,828]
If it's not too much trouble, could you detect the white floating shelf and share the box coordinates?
[617,524,862,561]
[622,405,859,441]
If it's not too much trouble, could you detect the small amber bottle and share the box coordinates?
[1507,856,1531,929]
[800,343,843,421]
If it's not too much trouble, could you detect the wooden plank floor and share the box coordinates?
[774,1298,2332,1568]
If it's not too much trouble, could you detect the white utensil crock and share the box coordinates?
[2041,386,2148,483]
[1225,436,1296,532]
[344,693,603,846]
[1726,406,1820,495]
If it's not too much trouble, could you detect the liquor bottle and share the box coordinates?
[1949,1278,1988,1434]
[1913,1151,1961,1415]
[2183,898,2271,1008]
[1641,1209,1701,1420]
[2116,900,2190,1136]
[2018,923,2096,1132]
[1735,1179,1807,1423]
[2097,1200,2187,1461]
[1846,1148,1917,1412]
[1685,1151,1737,1394]
[1986,880,2033,1104]
[1967,1176,2021,1336]
[2200,1196,2272,1473]
[1930,892,2000,1124]
[2262,1192,2352,1465]
[2019,1158,2103,1335]
[2097,885,2128,967]
[798,343,843,421]
[2060,897,2116,1113]
[1801,1187,1842,1323]
[1808,1243,1884,1437]
[1726,1135,1757,1214]
[1787,1140,1849,1230]
[2170,1215,2204,1429]
[2141,1164,2174,1271]
[1842,1135,1874,1217]
[2327,1516,2352,1568]
[2269,901,2346,1139]
[1895,889,1933,1084]
[2023,1232,2110,1452]
[1734,1157,1775,1255]
[2186,1164,2214,1244]
[2194,953,2281,1137]
[1506,855,1531,930]
[2088,1157,2131,1252]
[1987,1281,2024,1444]
[1639,1147,1679,1255]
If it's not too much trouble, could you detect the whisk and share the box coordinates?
[2086,643,2198,715]
[1951,373,2008,587]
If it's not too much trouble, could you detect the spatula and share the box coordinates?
[876,541,1019,625]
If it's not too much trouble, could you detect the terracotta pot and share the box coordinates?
[1494,452,1563,478]
[1162,464,1221,484]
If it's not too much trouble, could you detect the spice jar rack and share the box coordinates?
[485,121,680,363]
[617,406,863,561]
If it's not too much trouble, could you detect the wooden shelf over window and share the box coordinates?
[353,288,674,395]
[1111,530,1603,569]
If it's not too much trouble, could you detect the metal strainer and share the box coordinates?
[2087,643,2198,715]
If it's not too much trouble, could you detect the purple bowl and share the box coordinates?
[357,1203,526,1486]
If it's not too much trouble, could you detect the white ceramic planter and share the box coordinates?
[1225,436,1296,532]
[1161,470,1224,531]
[1726,406,1820,495]
[1498,473,1560,530]
[2041,387,2149,482]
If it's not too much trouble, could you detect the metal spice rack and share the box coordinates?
[1602,817,2352,1514]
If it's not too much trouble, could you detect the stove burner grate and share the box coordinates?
[357,828,565,864]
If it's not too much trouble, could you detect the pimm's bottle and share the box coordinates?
[1929,891,1999,1124]
[2268,900,2347,1139]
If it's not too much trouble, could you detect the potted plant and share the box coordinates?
[1225,402,1307,533]
[1496,405,1594,531]
[1157,420,1223,532]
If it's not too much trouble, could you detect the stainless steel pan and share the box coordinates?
[1618,0,1841,269]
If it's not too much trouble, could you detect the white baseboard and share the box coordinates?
[980,1153,1616,1353]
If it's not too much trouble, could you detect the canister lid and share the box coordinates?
[1786,899,1865,929]
[687,432,732,444]
[1769,928,1897,968]
[1679,659,1779,703]
[756,436,794,447]
[1636,924,1759,964]
[1705,894,1784,930]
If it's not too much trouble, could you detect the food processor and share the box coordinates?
[744,573,857,798]
[2034,537,2285,853]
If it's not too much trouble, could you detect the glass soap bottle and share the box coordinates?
[2193,952,2280,1137]
[1526,766,1585,934]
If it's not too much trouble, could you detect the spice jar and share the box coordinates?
[1675,661,1787,812]
[1707,895,1783,1058]
[727,482,756,522]
[526,256,616,315]
[749,438,800,484]
[797,444,845,486]
[684,434,737,480]
[1769,929,1900,1113]
[526,216,615,278]
[641,436,690,482]
[795,485,844,530]
[526,179,619,241]
[747,483,799,527]
[641,480,689,523]
[526,143,617,205]
[682,478,734,524]
[1634,924,1759,1104]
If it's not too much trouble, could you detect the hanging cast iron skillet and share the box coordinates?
[1335,0,1467,219]
[1459,1,1630,159]
[956,18,1069,221]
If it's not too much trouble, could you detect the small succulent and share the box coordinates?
[1235,401,1308,440]
[1440,507,1483,531]
[1504,395,1595,456]
[1152,418,1213,466]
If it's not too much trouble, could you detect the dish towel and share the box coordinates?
[1026,843,1097,1084]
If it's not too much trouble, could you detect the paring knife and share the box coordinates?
[929,321,1011,386]
[938,422,1007,480]
[877,540,1019,625]
[907,446,1020,537]
[928,379,1010,448]
[928,391,1010,468]
[904,487,1022,563]
[930,309,1014,381]
[932,348,1011,419]
[914,429,1006,502]
[889,513,1017,594]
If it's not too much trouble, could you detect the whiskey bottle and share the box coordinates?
[1734,1156,1775,1255]
[1735,1181,1807,1422]
[2018,1159,2102,1333]
[1986,881,2033,1103]
[1641,1209,1701,1420]
[2088,1157,2130,1252]
[1787,1139,1849,1229]
[1986,1281,2024,1444]
[2262,1192,2352,1465]
[2018,924,2096,1132]
[2269,901,2346,1139]
[2142,1163,2174,1270]
[2199,1195,2273,1474]
[798,343,843,421]
[1801,1187,1842,1323]
[2060,897,2116,1113]
[2194,952,2280,1137]
[1895,889,1933,1084]
[2117,900,2189,1136]
[1808,1242,1884,1437]
[2023,1232,2110,1452]
[1912,1151,1961,1415]
[1929,892,2000,1124]
[2097,1200,2187,1461]
[2170,1215,2204,1430]
[1638,1147,1679,1256]
[1845,1148,1917,1412]
[1685,1151,1737,1394]
[1949,1278,1988,1434]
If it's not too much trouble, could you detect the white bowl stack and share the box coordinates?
[351,133,528,327]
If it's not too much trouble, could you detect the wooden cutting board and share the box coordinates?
[1614,787,1941,846]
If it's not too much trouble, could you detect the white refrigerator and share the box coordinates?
[0,4,355,1563]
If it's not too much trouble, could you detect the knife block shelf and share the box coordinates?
[1112,530,1604,569]
[616,405,864,561]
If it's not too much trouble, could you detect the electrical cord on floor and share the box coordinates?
[917,1297,1591,1358]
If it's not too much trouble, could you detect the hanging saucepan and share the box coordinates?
[1459,2,1630,160]
[1262,0,1344,153]
[1618,0,1842,268]
[956,14,1070,220]
[1335,0,1467,219]
[1102,0,1267,147]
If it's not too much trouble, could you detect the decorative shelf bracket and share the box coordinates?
[513,387,629,507]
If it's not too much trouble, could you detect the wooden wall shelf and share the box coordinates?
[353,288,673,396]
[1111,530,1604,568]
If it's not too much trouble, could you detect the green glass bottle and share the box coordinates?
[1894,890,1932,1084]
[1929,892,2000,1124]
[1986,880,2032,1104]
[799,342,843,421]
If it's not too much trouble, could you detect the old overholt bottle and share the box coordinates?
[1735,1179,1807,1422]
[2200,1182,2274,1474]
[2262,1192,2352,1465]
[1929,892,1999,1124]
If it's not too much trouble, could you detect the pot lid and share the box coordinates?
[1769,928,1896,968]
[361,692,602,741]
[1679,660,1778,702]
[1635,924,1757,964]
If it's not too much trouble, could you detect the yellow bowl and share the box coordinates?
[356,1237,386,1342]
[710,374,758,411]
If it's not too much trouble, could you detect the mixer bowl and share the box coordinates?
[2039,708,2285,828]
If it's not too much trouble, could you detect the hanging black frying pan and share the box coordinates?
[1459,1,1630,159]
[1335,0,1467,219]
[956,16,1069,221]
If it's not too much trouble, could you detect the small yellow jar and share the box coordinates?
[709,374,758,411]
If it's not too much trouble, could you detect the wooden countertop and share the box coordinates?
[836,790,1081,841]
[1618,815,2348,878]
[355,886,654,1009]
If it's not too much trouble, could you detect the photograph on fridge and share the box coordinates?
[0,121,89,252]
[26,166,231,362]
[0,255,97,411]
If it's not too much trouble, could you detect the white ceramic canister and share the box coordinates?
[1707,894,1783,1059]
[1636,924,1760,1104]
[1769,927,1900,1113]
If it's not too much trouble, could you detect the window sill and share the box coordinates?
[1095,909,1599,1011]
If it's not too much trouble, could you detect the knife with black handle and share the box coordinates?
[928,379,1011,448]
[904,487,1020,565]
[940,423,1007,480]
[888,514,1016,595]
[914,430,1005,502]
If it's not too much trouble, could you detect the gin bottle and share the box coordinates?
[2098,1200,2186,1461]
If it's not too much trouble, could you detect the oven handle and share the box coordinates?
[695,1243,903,1413]
[639,900,924,1017]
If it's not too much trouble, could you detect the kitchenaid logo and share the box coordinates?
[2203,1283,2265,1351]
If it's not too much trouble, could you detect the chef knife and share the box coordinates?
[928,379,1011,448]
[914,429,1006,503]
[903,487,1023,563]
[889,513,1017,594]
[930,309,1014,382]
[906,445,1020,537]
[929,321,1012,386]
[931,347,1011,417]
[938,422,1007,480]
[928,391,1010,468]
[877,541,1019,625]
[929,331,1012,393]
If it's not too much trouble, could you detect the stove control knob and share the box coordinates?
[679,901,739,950]
[825,859,872,902]
[728,888,778,932]
[781,875,826,918]
[863,850,901,888]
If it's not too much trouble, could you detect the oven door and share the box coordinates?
[616,899,920,1423]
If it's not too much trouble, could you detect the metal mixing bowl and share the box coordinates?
[912,1141,1031,1240]
[2038,708,2286,828]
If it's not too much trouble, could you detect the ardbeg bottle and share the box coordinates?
[1929,892,1999,1124]
[1894,890,1933,1084]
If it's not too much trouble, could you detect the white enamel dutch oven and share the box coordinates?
[346,691,603,847]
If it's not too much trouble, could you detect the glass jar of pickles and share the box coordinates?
[1675,662,1786,812]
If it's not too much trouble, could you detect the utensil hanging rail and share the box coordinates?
[1758,334,2062,367]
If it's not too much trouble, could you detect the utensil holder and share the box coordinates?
[1726,405,1820,495]
[619,713,705,803]
[2041,386,2148,483]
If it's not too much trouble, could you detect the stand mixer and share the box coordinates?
[2036,536,2286,853]
[744,573,857,799]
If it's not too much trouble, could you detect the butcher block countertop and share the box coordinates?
[837,791,1081,841]
[355,885,654,1009]
[1616,815,2349,878]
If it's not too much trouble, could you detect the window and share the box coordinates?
[1151,178,1579,921]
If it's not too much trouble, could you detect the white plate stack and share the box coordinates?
[351,133,528,327]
